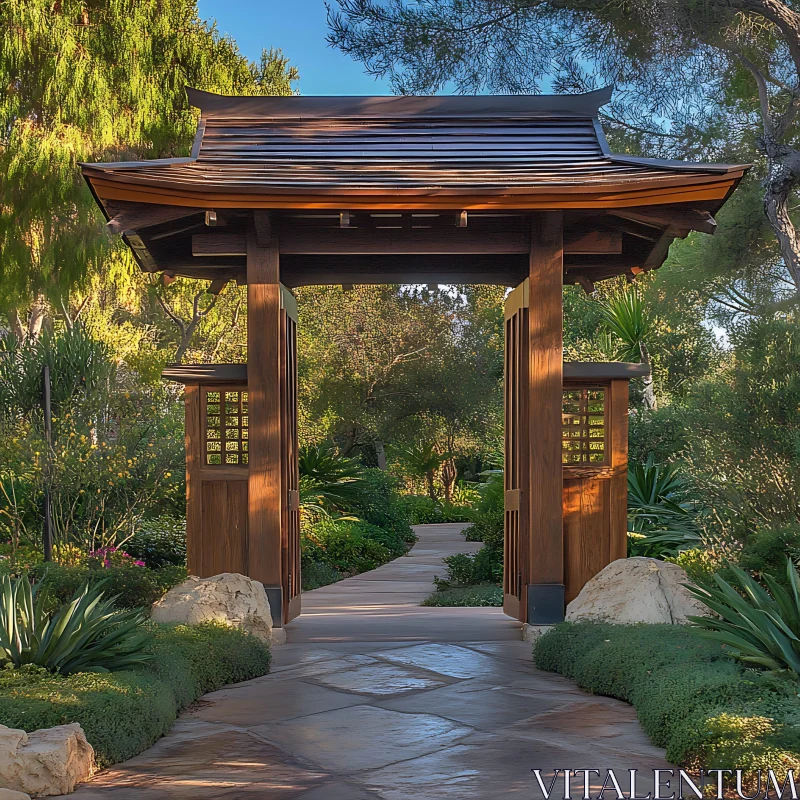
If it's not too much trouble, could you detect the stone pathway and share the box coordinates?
[72,523,669,800]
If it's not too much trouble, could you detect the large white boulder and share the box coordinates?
[566,557,708,624]
[0,723,94,797]
[151,573,276,642]
[0,789,32,800]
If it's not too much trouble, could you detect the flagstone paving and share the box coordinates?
[71,523,670,800]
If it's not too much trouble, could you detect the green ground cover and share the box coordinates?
[534,621,800,770]
[421,583,502,606]
[0,622,271,767]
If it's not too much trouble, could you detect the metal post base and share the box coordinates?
[264,586,284,628]
[526,584,565,624]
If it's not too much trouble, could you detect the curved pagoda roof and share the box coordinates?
[80,87,748,287]
[83,87,746,209]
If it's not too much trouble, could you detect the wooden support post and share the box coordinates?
[609,379,630,562]
[247,225,285,623]
[185,385,201,576]
[526,211,565,624]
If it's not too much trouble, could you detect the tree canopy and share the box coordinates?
[327,0,800,302]
[0,0,297,335]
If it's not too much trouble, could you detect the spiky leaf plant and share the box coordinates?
[627,456,701,557]
[687,559,800,678]
[0,575,151,675]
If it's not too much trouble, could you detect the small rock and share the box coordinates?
[0,723,94,797]
[151,573,275,641]
[566,557,708,625]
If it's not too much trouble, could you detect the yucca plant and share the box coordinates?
[687,559,800,678]
[599,290,656,410]
[627,457,701,557]
[0,575,151,675]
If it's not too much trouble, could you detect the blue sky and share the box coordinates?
[197,1,393,95]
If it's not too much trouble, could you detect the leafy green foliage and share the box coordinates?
[728,526,800,584]
[422,583,502,607]
[0,0,298,322]
[534,622,800,770]
[400,494,472,524]
[687,560,800,678]
[301,518,392,575]
[434,547,502,590]
[627,458,702,557]
[125,517,187,569]
[0,327,112,419]
[0,327,185,555]
[599,291,652,363]
[30,562,187,611]
[301,561,343,591]
[298,441,367,512]
[0,576,150,675]
[297,284,503,473]
[0,622,271,767]
[346,468,416,545]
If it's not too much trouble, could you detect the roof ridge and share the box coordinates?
[185,87,614,119]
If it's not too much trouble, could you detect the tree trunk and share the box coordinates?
[27,297,48,340]
[762,140,800,292]
[426,470,437,501]
[374,439,387,470]
[441,457,457,503]
[640,341,657,411]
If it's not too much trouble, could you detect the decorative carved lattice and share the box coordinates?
[205,389,249,466]
[562,387,606,465]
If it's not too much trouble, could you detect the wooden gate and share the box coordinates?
[503,279,530,620]
[280,286,301,623]
[174,284,301,627]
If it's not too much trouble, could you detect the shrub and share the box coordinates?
[302,517,391,575]
[0,576,150,675]
[348,468,416,544]
[534,622,800,770]
[435,547,502,589]
[463,507,503,548]
[401,494,441,524]
[31,562,187,612]
[0,622,271,767]
[421,583,502,607]
[400,494,471,524]
[301,560,342,591]
[727,525,800,584]
[125,516,187,568]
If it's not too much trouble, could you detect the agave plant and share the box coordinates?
[687,560,800,678]
[0,575,151,675]
[627,457,702,557]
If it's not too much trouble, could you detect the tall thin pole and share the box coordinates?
[42,365,53,562]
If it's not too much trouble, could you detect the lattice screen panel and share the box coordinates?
[562,387,606,465]
[205,389,249,466]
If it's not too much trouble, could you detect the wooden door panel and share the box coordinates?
[280,286,301,623]
[503,279,529,621]
[199,479,248,577]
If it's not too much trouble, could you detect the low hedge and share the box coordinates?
[31,562,188,611]
[534,622,800,770]
[0,622,271,767]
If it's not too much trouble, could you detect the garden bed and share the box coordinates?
[533,621,800,770]
[0,622,271,768]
